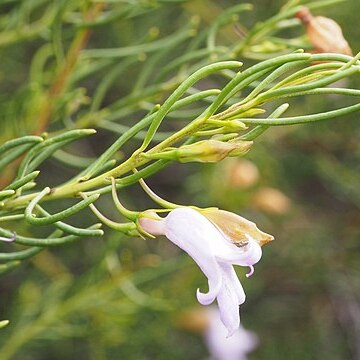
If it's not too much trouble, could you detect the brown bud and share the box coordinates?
[296,7,352,56]
[176,308,209,333]
[252,187,291,215]
[226,159,259,189]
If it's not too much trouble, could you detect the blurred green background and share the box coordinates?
[0,0,360,359]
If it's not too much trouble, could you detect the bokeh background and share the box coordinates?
[0,0,360,359]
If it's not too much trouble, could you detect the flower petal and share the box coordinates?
[196,279,222,305]
[205,308,259,360]
[223,263,246,305]
[202,209,274,246]
[165,208,224,304]
[215,236,262,267]
[216,263,245,336]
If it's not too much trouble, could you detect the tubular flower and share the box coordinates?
[139,207,273,336]
[204,308,258,360]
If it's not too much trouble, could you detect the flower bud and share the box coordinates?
[224,119,248,131]
[176,308,210,333]
[252,187,291,215]
[295,7,352,55]
[201,209,274,246]
[178,139,253,163]
[148,139,253,163]
[226,159,259,189]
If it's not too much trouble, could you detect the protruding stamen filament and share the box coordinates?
[246,265,254,278]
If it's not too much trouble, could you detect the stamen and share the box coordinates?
[0,232,16,242]
[246,265,254,278]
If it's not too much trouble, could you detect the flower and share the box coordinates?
[139,207,273,336]
[176,306,258,360]
[204,307,258,360]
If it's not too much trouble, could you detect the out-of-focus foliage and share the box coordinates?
[0,0,360,359]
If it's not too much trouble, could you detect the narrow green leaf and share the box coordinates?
[79,89,221,181]
[241,103,289,140]
[5,171,40,191]
[25,187,100,225]
[0,144,35,171]
[0,247,42,262]
[82,26,195,58]
[241,103,360,126]
[0,190,15,201]
[141,61,243,151]
[36,205,104,236]
[0,261,20,275]
[0,225,100,247]
[0,136,43,156]
[16,129,96,178]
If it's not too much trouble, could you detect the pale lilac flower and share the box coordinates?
[140,207,270,336]
[204,308,258,360]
